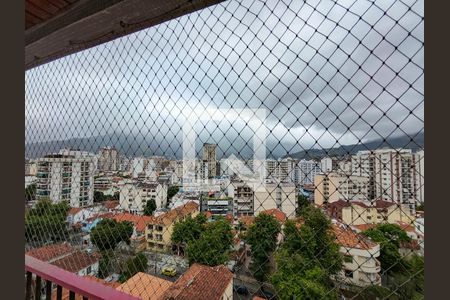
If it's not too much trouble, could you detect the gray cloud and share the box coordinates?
[25,0,424,156]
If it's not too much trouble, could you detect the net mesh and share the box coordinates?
[25,0,424,299]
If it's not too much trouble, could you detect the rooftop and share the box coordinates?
[51,251,100,273]
[161,263,233,300]
[260,208,287,223]
[152,202,199,226]
[26,243,74,262]
[332,223,377,250]
[116,272,173,300]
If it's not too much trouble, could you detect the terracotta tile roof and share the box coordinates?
[253,297,266,300]
[161,264,233,300]
[26,243,74,262]
[238,215,255,227]
[152,202,199,226]
[51,250,100,273]
[68,207,83,215]
[103,200,119,210]
[109,213,155,232]
[260,208,287,223]
[205,211,213,219]
[116,272,173,300]
[352,224,377,232]
[85,212,115,222]
[396,221,416,232]
[332,223,377,250]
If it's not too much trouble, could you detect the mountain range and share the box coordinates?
[25,131,423,160]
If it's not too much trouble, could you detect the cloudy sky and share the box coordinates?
[25,0,424,158]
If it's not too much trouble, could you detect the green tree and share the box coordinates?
[97,250,114,279]
[25,184,36,203]
[186,217,232,266]
[167,186,179,201]
[143,199,157,216]
[91,219,133,251]
[172,214,206,246]
[363,223,411,274]
[94,191,106,203]
[296,194,310,216]
[246,214,281,281]
[271,206,342,300]
[25,198,70,244]
[119,252,148,282]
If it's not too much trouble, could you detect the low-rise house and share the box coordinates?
[146,202,199,252]
[332,222,381,288]
[26,243,100,277]
[116,272,173,300]
[161,263,233,300]
[327,199,415,226]
[109,213,155,252]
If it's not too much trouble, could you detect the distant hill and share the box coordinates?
[25,131,423,160]
[284,132,424,160]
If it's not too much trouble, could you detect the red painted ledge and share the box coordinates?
[25,255,140,300]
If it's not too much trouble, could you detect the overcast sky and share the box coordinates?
[25,0,424,157]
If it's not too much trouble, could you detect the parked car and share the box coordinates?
[233,284,249,295]
[161,266,177,277]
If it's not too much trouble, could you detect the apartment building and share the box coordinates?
[97,146,119,172]
[254,182,296,219]
[202,143,217,178]
[351,149,420,206]
[264,158,297,183]
[327,199,415,226]
[119,181,168,214]
[332,223,381,288]
[146,202,199,252]
[228,181,254,218]
[314,172,370,205]
[201,195,233,218]
[414,150,424,205]
[25,158,37,176]
[36,150,96,207]
[297,159,321,185]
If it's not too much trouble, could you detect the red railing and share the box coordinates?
[25,255,140,300]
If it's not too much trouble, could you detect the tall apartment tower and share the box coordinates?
[36,149,96,207]
[97,147,119,172]
[351,149,418,207]
[298,159,321,185]
[202,143,217,178]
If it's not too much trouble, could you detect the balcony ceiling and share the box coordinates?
[25,0,224,70]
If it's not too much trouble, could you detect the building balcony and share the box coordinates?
[25,255,139,300]
[359,260,381,274]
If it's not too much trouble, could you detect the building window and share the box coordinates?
[87,266,92,274]
[344,270,353,278]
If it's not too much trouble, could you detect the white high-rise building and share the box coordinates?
[119,182,168,214]
[36,149,97,207]
[298,159,321,185]
[97,147,119,172]
[131,157,146,178]
[264,158,297,183]
[351,149,419,207]
[321,157,333,172]
[314,172,370,205]
[413,150,424,205]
